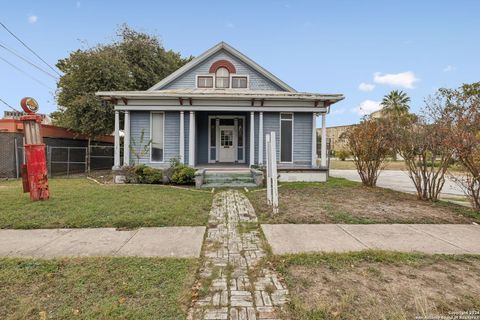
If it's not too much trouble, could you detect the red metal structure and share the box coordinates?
[20,97,49,200]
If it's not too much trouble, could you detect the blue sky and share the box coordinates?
[1,0,479,127]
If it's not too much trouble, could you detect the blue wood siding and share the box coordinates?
[161,49,285,91]
[293,112,313,165]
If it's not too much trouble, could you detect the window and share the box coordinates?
[280,113,293,162]
[197,76,213,88]
[215,67,230,88]
[151,113,164,162]
[232,76,248,88]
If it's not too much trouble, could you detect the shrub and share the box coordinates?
[129,164,163,184]
[336,149,350,161]
[170,165,196,185]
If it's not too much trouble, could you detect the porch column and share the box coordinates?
[249,111,255,167]
[123,111,130,166]
[179,111,185,164]
[113,110,120,169]
[320,112,327,168]
[188,111,195,166]
[311,113,317,167]
[258,112,264,165]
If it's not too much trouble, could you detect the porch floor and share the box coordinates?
[196,163,250,172]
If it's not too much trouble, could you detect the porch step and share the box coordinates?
[201,170,257,188]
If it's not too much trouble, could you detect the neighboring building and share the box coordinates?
[0,114,113,178]
[97,42,344,182]
[318,124,353,154]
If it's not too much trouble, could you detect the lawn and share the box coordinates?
[247,178,479,224]
[0,257,197,320]
[0,178,212,229]
[274,251,480,320]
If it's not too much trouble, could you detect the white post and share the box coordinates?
[266,133,272,205]
[179,111,185,164]
[312,113,317,167]
[189,111,195,167]
[258,112,264,166]
[113,110,120,169]
[250,111,255,167]
[123,111,130,166]
[321,113,327,168]
[270,131,279,214]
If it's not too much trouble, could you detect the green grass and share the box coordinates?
[0,257,197,319]
[0,178,212,229]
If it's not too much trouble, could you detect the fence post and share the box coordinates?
[14,138,19,179]
[66,147,70,177]
[86,139,91,173]
[270,131,279,214]
[266,134,272,206]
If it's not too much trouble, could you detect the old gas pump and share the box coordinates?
[20,97,50,201]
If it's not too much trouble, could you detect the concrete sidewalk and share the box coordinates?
[0,227,205,258]
[262,224,480,255]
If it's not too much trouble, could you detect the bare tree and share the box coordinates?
[345,118,391,187]
[441,83,480,210]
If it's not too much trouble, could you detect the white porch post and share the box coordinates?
[311,113,317,167]
[258,111,264,166]
[113,110,120,169]
[123,111,130,166]
[321,112,327,168]
[179,111,185,164]
[188,111,195,166]
[250,111,255,167]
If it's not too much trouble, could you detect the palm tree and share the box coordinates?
[381,90,411,116]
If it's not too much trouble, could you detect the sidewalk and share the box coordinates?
[0,227,205,258]
[262,224,480,255]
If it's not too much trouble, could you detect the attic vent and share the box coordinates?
[209,60,236,74]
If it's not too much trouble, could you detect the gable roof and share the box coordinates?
[148,41,296,92]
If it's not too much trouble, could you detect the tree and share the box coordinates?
[345,118,391,187]
[381,90,411,116]
[55,25,191,137]
[441,82,480,210]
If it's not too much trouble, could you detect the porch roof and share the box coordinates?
[96,88,344,104]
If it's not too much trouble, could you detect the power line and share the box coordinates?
[0,97,20,112]
[0,21,62,77]
[0,55,54,90]
[0,42,58,79]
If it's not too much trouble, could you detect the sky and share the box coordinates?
[0,0,479,127]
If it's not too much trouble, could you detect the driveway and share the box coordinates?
[330,169,465,197]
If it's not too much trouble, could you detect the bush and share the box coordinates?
[336,149,350,161]
[170,165,196,185]
[130,164,163,184]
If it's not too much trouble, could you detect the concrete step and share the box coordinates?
[201,182,258,189]
[204,176,255,183]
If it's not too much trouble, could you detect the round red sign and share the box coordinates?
[20,97,39,114]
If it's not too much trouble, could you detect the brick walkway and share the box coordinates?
[188,190,288,320]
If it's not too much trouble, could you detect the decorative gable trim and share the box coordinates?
[148,42,296,92]
[209,59,236,73]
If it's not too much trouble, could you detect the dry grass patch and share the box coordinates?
[275,251,480,319]
[247,178,479,224]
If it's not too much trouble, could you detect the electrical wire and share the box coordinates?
[0,42,58,79]
[0,21,62,77]
[0,55,54,90]
[0,97,20,112]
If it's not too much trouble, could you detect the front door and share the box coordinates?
[219,126,235,162]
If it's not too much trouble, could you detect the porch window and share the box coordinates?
[215,67,229,88]
[232,76,247,88]
[151,112,164,162]
[280,113,293,162]
[198,76,213,88]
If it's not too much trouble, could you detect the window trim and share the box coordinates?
[150,111,165,163]
[230,75,250,89]
[279,112,294,164]
[214,67,230,88]
[196,74,214,88]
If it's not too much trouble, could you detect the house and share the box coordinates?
[96,42,344,184]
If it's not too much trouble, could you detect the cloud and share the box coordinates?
[373,71,419,89]
[358,82,375,92]
[28,14,38,24]
[443,65,456,72]
[352,100,382,115]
